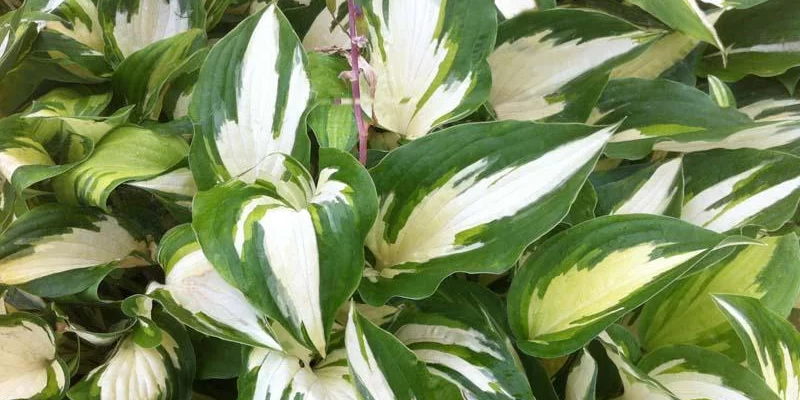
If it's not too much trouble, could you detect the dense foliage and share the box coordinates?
[1,0,800,399]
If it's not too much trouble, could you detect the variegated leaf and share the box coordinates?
[193,149,376,356]
[98,0,205,64]
[507,214,739,357]
[359,0,496,139]
[238,346,356,399]
[68,313,195,400]
[639,345,782,400]
[494,0,554,19]
[345,303,463,399]
[565,349,597,400]
[306,53,358,152]
[53,124,189,210]
[610,31,699,80]
[594,157,684,217]
[189,5,311,190]
[127,167,197,214]
[112,29,207,120]
[147,224,281,350]
[389,280,534,400]
[0,312,69,400]
[490,9,658,123]
[707,75,736,108]
[639,234,800,361]
[0,9,38,78]
[627,0,723,51]
[290,0,349,51]
[700,0,800,81]
[598,79,800,159]
[597,331,678,400]
[0,204,147,297]
[361,121,615,305]
[714,294,800,400]
[681,149,800,233]
[735,77,800,122]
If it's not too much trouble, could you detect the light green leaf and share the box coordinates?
[597,79,800,159]
[627,0,723,51]
[639,345,782,400]
[681,149,800,233]
[147,224,281,350]
[112,29,206,120]
[490,8,659,123]
[389,280,535,400]
[610,31,699,80]
[594,157,684,217]
[565,349,597,400]
[345,303,463,399]
[714,294,800,400]
[98,0,205,64]
[507,214,737,358]
[360,0,496,139]
[639,234,800,361]
[53,124,189,210]
[707,75,736,108]
[307,53,358,152]
[68,313,195,400]
[0,204,147,297]
[189,5,312,190]
[238,346,356,399]
[700,0,800,81]
[0,312,69,400]
[192,149,377,356]
[361,121,615,305]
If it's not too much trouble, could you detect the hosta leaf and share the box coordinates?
[626,0,723,51]
[0,204,147,297]
[0,10,38,78]
[307,53,358,152]
[238,346,356,399]
[53,124,189,210]
[0,177,15,231]
[598,79,800,159]
[98,0,205,64]
[345,303,463,399]
[359,0,496,139]
[594,158,684,217]
[361,121,615,304]
[147,224,281,350]
[610,31,699,80]
[112,29,206,120]
[639,345,782,400]
[193,149,376,356]
[494,0,555,19]
[0,312,69,400]
[734,77,800,121]
[68,313,195,400]
[127,167,197,214]
[189,5,311,190]
[389,280,534,400]
[597,332,678,400]
[707,75,736,108]
[681,149,800,233]
[639,234,800,361]
[564,349,597,400]
[714,295,800,400]
[290,0,349,51]
[507,214,737,358]
[490,9,659,123]
[700,0,800,81]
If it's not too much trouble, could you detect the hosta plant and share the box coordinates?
[2,0,800,399]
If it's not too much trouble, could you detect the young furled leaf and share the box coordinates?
[714,295,800,400]
[358,0,496,140]
[345,303,464,399]
[639,345,782,400]
[147,224,282,350]
[639,234,800,361]
[507,214,742,358]
[0,312,69,400]
[490,8,659,123]
[361,121,615,305]
[189,5,312,190]
[192,149,377,356]
[0,205,147,297]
